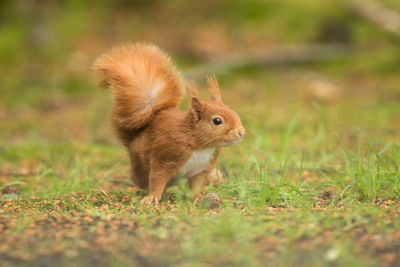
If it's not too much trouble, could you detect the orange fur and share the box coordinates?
[93,42,245,205]
[93,43,184,144]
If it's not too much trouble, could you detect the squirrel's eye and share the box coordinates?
[213,117,223,125]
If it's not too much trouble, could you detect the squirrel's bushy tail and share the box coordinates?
[93,43,184,141]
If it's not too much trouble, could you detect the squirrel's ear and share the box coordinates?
[207,74,222,103]
[190,97,203,121]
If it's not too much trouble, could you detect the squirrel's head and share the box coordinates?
[187,76,245,148]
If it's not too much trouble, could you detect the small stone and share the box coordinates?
[204,193,220,209]
[321,187,337,200]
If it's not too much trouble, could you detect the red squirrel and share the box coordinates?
[93,43,245,205]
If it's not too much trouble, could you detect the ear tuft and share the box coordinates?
[207,74,222,103]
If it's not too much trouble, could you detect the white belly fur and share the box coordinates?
[176,147,216,178]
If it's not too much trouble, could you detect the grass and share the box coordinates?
[1,0,400,266]
[1,80,400,266]
[1,101,399,266]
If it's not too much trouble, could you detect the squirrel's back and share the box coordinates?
[93,43,184,144]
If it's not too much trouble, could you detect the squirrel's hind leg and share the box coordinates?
[128,150,150,189]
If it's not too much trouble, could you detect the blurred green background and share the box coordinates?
[1,0,399,148]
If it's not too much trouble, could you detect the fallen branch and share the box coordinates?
[353,0,400,36]
[184,43,351,80]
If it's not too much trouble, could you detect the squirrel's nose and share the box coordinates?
[238,127,245,138]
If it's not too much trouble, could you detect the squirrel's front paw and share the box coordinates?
[140,195,160,206]
[206,169,226,185]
